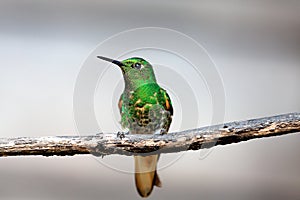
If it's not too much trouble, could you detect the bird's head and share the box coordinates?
[97,56,157,90]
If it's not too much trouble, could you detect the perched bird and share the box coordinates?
[97,56,173,197]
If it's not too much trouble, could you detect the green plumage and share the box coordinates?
[120,83,172,134]
[118,57,173,134]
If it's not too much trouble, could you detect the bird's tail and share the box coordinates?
[134,155,161,197]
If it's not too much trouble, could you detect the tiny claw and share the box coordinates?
[117,131,125,139]
[160,129,167,135]
[154,129,167,135]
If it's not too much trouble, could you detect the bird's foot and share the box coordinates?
[117,131,125,139]
[117,131,129,139]
[154,129,167,135]
[160,129,167,135]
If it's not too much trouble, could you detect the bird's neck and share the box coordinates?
[124,77,157,91]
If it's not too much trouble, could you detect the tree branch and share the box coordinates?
[0,112,299,157]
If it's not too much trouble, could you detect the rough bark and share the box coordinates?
[0,113,299,157]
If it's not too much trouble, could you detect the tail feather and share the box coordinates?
[154,171,162,187]
[134,155,161,197]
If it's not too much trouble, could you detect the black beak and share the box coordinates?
[97,56,123,67]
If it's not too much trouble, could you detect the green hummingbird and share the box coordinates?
[97,56,173,197]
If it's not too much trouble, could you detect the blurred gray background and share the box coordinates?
[0,0,299,200]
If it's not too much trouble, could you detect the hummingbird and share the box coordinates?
[97,56,173,197]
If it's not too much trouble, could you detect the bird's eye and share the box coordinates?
[134,63,142,69]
